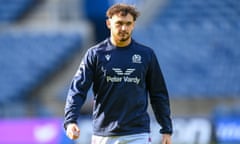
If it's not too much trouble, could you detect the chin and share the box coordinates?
[119,37,130,42]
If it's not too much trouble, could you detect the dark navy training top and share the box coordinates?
[64,38,173,136]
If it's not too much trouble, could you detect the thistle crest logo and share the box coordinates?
[132,54,142,63]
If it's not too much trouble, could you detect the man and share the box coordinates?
[64,3,172,144]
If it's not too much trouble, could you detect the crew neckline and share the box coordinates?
[108,38,134,50]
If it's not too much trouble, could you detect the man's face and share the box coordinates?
[107,13,135,43]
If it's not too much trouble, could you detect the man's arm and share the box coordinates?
[146,50,173,135]
[64,49,95,139]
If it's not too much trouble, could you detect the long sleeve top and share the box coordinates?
[64,38,173,136]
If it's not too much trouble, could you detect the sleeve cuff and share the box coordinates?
[63,120,78,130]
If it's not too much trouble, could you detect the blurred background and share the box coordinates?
[0,0,240,144]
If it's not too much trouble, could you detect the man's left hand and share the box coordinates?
[161,134,171,144]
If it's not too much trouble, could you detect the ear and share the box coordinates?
[106,19,111,29]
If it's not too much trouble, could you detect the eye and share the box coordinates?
[115,21,123,26]
[126,22,132,26]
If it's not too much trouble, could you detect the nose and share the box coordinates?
[121,25,127,31]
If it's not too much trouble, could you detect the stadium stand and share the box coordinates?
[83,0,110,42]
[155,0,240,27]
[133,0,240,98]
[0,0,37,23]
[0,31,82,104]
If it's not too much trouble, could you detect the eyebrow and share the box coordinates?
[115,20,133,24]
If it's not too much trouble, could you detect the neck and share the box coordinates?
[110,37,131,47]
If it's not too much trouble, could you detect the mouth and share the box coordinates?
[119,32,128,37]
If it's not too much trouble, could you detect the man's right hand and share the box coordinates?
[66,123,80,140]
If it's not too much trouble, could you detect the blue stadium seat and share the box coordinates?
[134,23,240,98]
[0,31,82,103]
[132,0,240,98]
[0,0,36,23]
[156,0,240,27]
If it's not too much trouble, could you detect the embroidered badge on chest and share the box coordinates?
[132,54,142,63]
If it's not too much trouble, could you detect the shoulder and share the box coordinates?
[88,39,109,53]
[132,39,156,57]
[83,39,109,59]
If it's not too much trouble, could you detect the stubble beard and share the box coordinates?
[118,32,131,42]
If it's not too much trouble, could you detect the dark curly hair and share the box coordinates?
[106,3,140,21]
